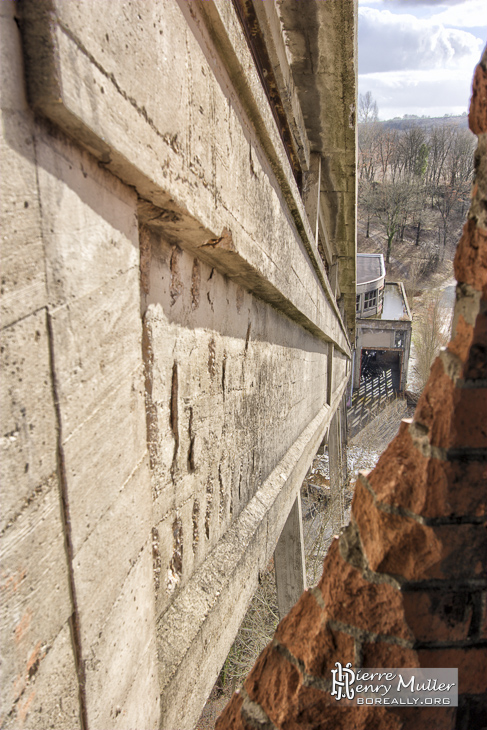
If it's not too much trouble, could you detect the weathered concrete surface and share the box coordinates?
[278,0,358,332]
[141,225,349,725]
[19,0,351,354]
[156,395,347,730]
[33,131,160,730]
[0,5,81,728]
[2,0,356,727]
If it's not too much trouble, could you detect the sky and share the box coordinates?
[358,0,487,120]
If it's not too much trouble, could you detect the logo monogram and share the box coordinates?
[331,662,356,701]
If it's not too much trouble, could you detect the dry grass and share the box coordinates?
[412,290,453,391]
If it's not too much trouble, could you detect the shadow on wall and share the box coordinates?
[216,48,487,730]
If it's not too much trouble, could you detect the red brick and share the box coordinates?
[462,304,487,381]
[368,421,440,516]
[450,387,487,449]
[244,644,302,727]
[366,429,486,519]
[416,647,487,694]
[361,641,419,668]
[304,622,356,679]
[453,220,487,292]
[433,523,487,580]
[429,459,486,518]
[353,479,443,581]
[469,62,487,135]
[390,706,456,730]
[280,684,338,730]
[447,314,475,365]
[480,590,487,640]
[355,478,487,582]
[215,693,248,730]
[402,589,475,643]
[275,590,324,659]
[415,358,455,449]
[318,540,412,641]
[281,685,400,730]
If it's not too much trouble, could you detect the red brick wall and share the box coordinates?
[216,49,487,730]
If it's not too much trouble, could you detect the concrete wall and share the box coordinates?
[1,1,356,727]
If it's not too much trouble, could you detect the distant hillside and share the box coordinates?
[377,114,469,131]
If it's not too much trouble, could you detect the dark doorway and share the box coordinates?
[360,349,401,391]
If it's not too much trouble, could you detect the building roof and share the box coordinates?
[357,253,385,285]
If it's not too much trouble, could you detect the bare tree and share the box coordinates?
[412,291,452,391]
[358,92,380,182]
[358,91,378,125]
[370,180,413,263]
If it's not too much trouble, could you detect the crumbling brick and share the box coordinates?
[450,387,487,449]
[214,693,248,730]
[318,540,413,641]
[414,358,455,449]
[416,648,487,695]
[453,221,487,292]
[448,313,476,364]
[352,479,443,581]
[469,61,487,135]
[360,642,418,668]
[462,305,487,380]
[402,588,476,643]
[244,644,302,727]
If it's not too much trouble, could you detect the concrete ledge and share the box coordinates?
[19,0,351,356]
[155,382,347,729]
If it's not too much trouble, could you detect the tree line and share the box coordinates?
[358,92,476,265]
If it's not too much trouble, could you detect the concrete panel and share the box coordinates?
[0,311,57,534]
[142,234,332,619]
[362,330,393,349]
[0,484,76,725]
[62,367,148,555]
[72,458,152,649]
[118,637,160,730]
[47,267,143,437]
[83,543,158,730]
[34,128,139,309]
[2,623,82,730]
[0,2,47,328]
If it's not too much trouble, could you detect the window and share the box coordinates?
[356,294,361,314]
[364,289,377,310]
[395,330,405,348]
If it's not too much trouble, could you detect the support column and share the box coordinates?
[340,395,348,484]
[274,494,307,619]
[301,153,321,244]
[328,408,344,534]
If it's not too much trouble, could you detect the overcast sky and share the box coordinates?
[358,0,487,120]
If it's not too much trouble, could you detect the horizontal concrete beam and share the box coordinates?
[19,0,351,356]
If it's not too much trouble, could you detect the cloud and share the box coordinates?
[387,0,467,5]
[359,67,475,119]
[431,1,487,29]
[359,6,483,74]
[360,0,487,29]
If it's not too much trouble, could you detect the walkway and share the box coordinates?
[348,366,398,437]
